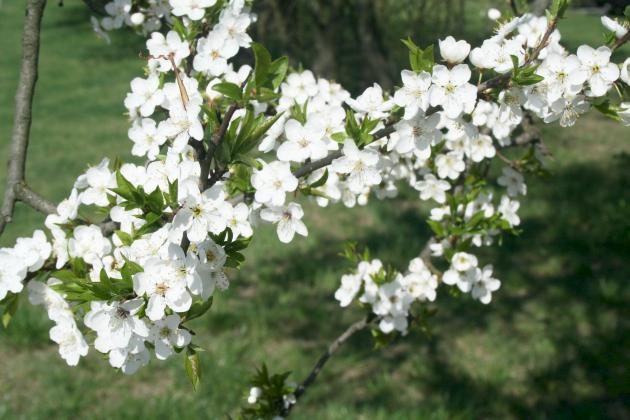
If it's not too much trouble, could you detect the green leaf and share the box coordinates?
[510,55,520,76]
[247,113,283,151]
[252,42,272,88]
[121,258,143,277]
[1,293,19,328]
[254,87,279,102]
[309,169,329,188]
[513,72,544,86]
[548,0,569,19]
[212,82,243,101]
[593,99,621,121]
[420,45,435,71]
[70,257,88,278]
[115,230,134,246]
[289,102,308,124]
[371,327,397,349]
[146,188,165,214]
[344,109,361,142]
[185,346,201,391]
[184,297,214,322]
[268,56,288,90]
[116,171,135,194]
[331,132,346,143]
[466,211,487,231]
[401,38,434,73]
[51,269,80,282]
[427,220,447,238]
[171,17,188,39]
[168,179,179,206]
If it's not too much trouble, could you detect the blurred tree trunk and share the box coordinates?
[252,0,470,93]
[354,0,393,88]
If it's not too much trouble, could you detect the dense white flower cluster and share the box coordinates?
[1,0,628,384]
[334,258,438,334]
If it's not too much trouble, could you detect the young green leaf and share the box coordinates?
[1,293,19,328]
[252,42,272,88]
[213,82,243,101]
[184,297,214,322]
[185,346,202,391]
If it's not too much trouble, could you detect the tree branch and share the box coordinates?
[14,182,56,215]
[202,77,249,190]
[283,315,373,416]
[477,16,558,96]
[292,124,396,179]
[0,0,49,236]
[612,31,630,52]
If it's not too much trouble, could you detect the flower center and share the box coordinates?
[155,281,169,296]
[116,307,130,319]
[160,327,171,339]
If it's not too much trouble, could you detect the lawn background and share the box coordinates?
[1,1,629,419]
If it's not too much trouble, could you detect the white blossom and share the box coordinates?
[346,83,393,119]
[277,119,328,163]
[414,174,451,204]
[251,161,298,206]
[49,322,89,366]
[393,70,432,119]
[147,31,190,72]
[80,158,115,207]
[170,0,216,20]
[576,45,619,97]
[260,202,308,243]
[133,258,192,321]
[498,166,527,197]
[439,36,471,64]
[124,75,164,117]
[430,64,477,119]
[331,139,382,194]
[149,314,191,360]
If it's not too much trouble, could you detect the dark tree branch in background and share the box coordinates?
[0,0,53,236]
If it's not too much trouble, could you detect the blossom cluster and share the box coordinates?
[331,253,497,336]
[334,258,439,334]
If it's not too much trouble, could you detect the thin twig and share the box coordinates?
[201,77,249,190]
[419,237,440,277]
[612,31,630,52]
[14,183,56,215]
[0,0,49,236]
[283,315,373,416]
[477,17,558,96]
[292,124,396,179]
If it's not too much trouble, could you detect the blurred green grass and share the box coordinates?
[1,2,630,419]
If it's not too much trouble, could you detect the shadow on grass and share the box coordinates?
[232,153,630,419]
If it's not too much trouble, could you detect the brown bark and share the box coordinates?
[0,0,55,237]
